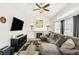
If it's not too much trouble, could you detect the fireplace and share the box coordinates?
[36,33,42,38]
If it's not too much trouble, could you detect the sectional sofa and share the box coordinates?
[40,32,79,55]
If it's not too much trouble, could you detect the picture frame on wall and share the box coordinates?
[36,20,43,28]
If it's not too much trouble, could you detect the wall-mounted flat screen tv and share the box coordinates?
[11,17,24,31]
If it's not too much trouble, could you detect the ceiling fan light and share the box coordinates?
[39,9,44,13]
[34,3,50,13]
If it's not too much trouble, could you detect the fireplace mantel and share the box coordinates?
[33,28,48,38]
[33,28,47,32]
[27,28,49,38]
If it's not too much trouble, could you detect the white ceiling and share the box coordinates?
[0,3,68,20]
[7,3,68,19]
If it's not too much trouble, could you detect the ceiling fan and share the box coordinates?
[33,3,50,13]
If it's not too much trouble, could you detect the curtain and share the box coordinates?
[60,20,64,34]
[73,15,79,37]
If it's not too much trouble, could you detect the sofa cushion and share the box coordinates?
[61,39,75,49]
[53,33,61,41]
[47,38,55,44]
[60,39,77,55]
[39,42,60,55]
[40,35,48,42]
[47,33,60,44]
[55,35,67,48]
[49,33,54,39]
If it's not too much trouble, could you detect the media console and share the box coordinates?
[11,34,27,54]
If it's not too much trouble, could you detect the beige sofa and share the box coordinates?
[39,33,67,55]
[40,32,60,43]
[39,32,79,55]
[39,42,60,55]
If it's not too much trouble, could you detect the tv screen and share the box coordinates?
[11,17,24,31]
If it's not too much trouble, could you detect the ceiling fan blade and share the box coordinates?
[35,3,41,8]
[44,9,49,11]
[33,9,40,11]
[43,4,50,8]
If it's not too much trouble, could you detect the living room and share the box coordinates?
[0,3,79,55]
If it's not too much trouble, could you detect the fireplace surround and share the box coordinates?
[36,33,42,38]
